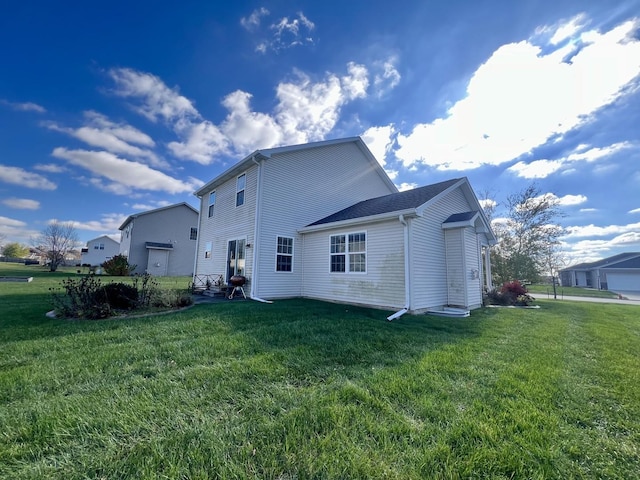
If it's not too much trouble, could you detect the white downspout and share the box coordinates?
[250,155,273,304]
[191,194,203,285]
[387,214,410,321]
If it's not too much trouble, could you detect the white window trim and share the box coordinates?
[208,191,216,217]
[275,235,294,273]
[236,173,246,207]
[329,230,367,274]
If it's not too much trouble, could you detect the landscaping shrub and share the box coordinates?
[50,276,112,319]
[50,273,193,319]
[98,282,139,310]
[484,280,535,306]
[101,254,136,276]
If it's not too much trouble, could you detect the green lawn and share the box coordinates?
[1,263,639,479]
[526,283,619,299]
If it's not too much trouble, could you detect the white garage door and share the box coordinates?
[607,273,640,292]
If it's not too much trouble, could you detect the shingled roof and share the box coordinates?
[561,252,640,271]
[307,178,462,227]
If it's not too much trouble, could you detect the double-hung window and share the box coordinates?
[236,174,246,207]
[330,232,367,273]
[276,236,293,272]
[208,191,216,217]
[189,227,198,240]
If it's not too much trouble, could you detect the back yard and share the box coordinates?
[1,263,639,479]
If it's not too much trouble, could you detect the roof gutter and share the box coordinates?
[387,214,411,321]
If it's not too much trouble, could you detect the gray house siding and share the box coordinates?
[120,204,198,276]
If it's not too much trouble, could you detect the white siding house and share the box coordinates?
[119,203,199,276]
[193,137,496,316]
[80,235,120,266]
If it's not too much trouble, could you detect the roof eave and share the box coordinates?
[299,208,419,233]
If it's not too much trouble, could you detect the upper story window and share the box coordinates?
[208,191,216,217]
[94,243,105,250]
[330,232,366,273]
[236,174,246,207]
[190,227,198,240]
[276,236,293,272]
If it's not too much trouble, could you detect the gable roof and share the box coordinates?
[561,252,640,271]
[194,136,397,197]
[306,178,462,227]
[86,235,119,245]
[119,202,198,230]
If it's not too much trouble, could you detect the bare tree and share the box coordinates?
[33,221,79,272]
[491,184,565,285]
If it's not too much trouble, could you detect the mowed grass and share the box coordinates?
[526,283,618,299]
[1,264,639,479]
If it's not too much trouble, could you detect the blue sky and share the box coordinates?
[1,0,639,266]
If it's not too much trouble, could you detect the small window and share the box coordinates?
[208,191,216,217]
[236,174,246,207]
[190,227,198,240]
[94,243,105,250]
[204,241,212,259]
[276,236,293,272]
[330,232,366,273]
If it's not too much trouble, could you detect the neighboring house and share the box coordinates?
[80,235,120,266]
[560,252,640,292]
[193,137,496,317]
[119,203,199,276]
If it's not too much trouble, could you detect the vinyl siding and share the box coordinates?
[410,187,472,310]
[253,142,396,298]
[81,236,119,266]
[301,220,405,309]
[123,205,198,276]
[465,227,482,307]
[195,164,258,281]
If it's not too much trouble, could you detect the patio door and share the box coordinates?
[227,239,246,282]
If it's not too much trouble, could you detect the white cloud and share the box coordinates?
[509,141,633,179]
[508,159,564,178]
[564,221,640,238]
[241,7,270,31]
[168,120,230,165]
[110,63,374,163]
[555,194,588,206]
[64,212,128,233]
[131,201,172,211]
[52,147,199,194]
[362,124,395,167]
[397,182,418,192]
[45,111,165,167]
[373,57,401,96]
[546,13,588,45]
[629,207,640,214]
[254,11,316,53]
[0,216,38,242]
[34,163,67,173]
[109,68,199,123]
[479,198,497,210]
[394,17,640,171]
[220,91,284,152]
[580,208,598,213]
[0,99,46,113]
[2,198,40,210]
[0,165,57,190]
